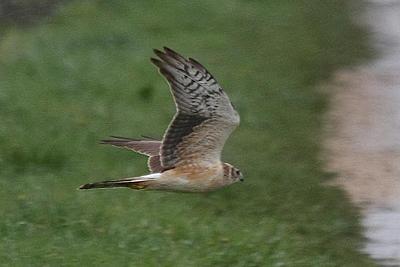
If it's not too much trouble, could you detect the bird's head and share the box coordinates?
[223,163,244,183]
[232,167,244,182]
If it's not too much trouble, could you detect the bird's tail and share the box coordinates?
[79,174,160,190]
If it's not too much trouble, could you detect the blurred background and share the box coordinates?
[0,0,387,266]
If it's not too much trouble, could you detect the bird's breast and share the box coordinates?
[169,162,223,179]
[157,163,226,192]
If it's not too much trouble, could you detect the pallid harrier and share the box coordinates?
[80,47,242,192]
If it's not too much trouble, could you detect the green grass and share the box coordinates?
[0,0,374,266]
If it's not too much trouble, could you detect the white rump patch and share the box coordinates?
[141,173,161,179]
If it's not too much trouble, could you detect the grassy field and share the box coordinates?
[0,0,375,266]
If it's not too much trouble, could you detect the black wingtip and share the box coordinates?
[99,139,126,146]
[79,183,93,190]
[150,57,162,66]
[109,135,135,140]
[163,47,186,62]
[141,135,159,140]
[163,46,175,54]
[99,136,124,145]
[100,139,117,145]
[153,48,164,57]
[99,135,160,145]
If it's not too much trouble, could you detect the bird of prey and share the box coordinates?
[79,47,242,192]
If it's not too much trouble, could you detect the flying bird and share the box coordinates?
[79,47,242,192]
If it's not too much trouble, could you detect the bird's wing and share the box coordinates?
[151,47,240,169]
[100,136,163,172]
[100,136,161,156]
[147,155,163,173]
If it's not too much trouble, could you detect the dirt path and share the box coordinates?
[325,1,400,265]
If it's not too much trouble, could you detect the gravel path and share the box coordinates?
[325,1,400,265]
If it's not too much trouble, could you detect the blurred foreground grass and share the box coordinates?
[0,0,375,266]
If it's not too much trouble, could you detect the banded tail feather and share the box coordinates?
[79,173,161,190]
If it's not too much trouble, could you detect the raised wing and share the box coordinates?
[100,136,163,173]
[151,47,240,169]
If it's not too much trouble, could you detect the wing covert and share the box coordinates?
[151,47,240,169]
